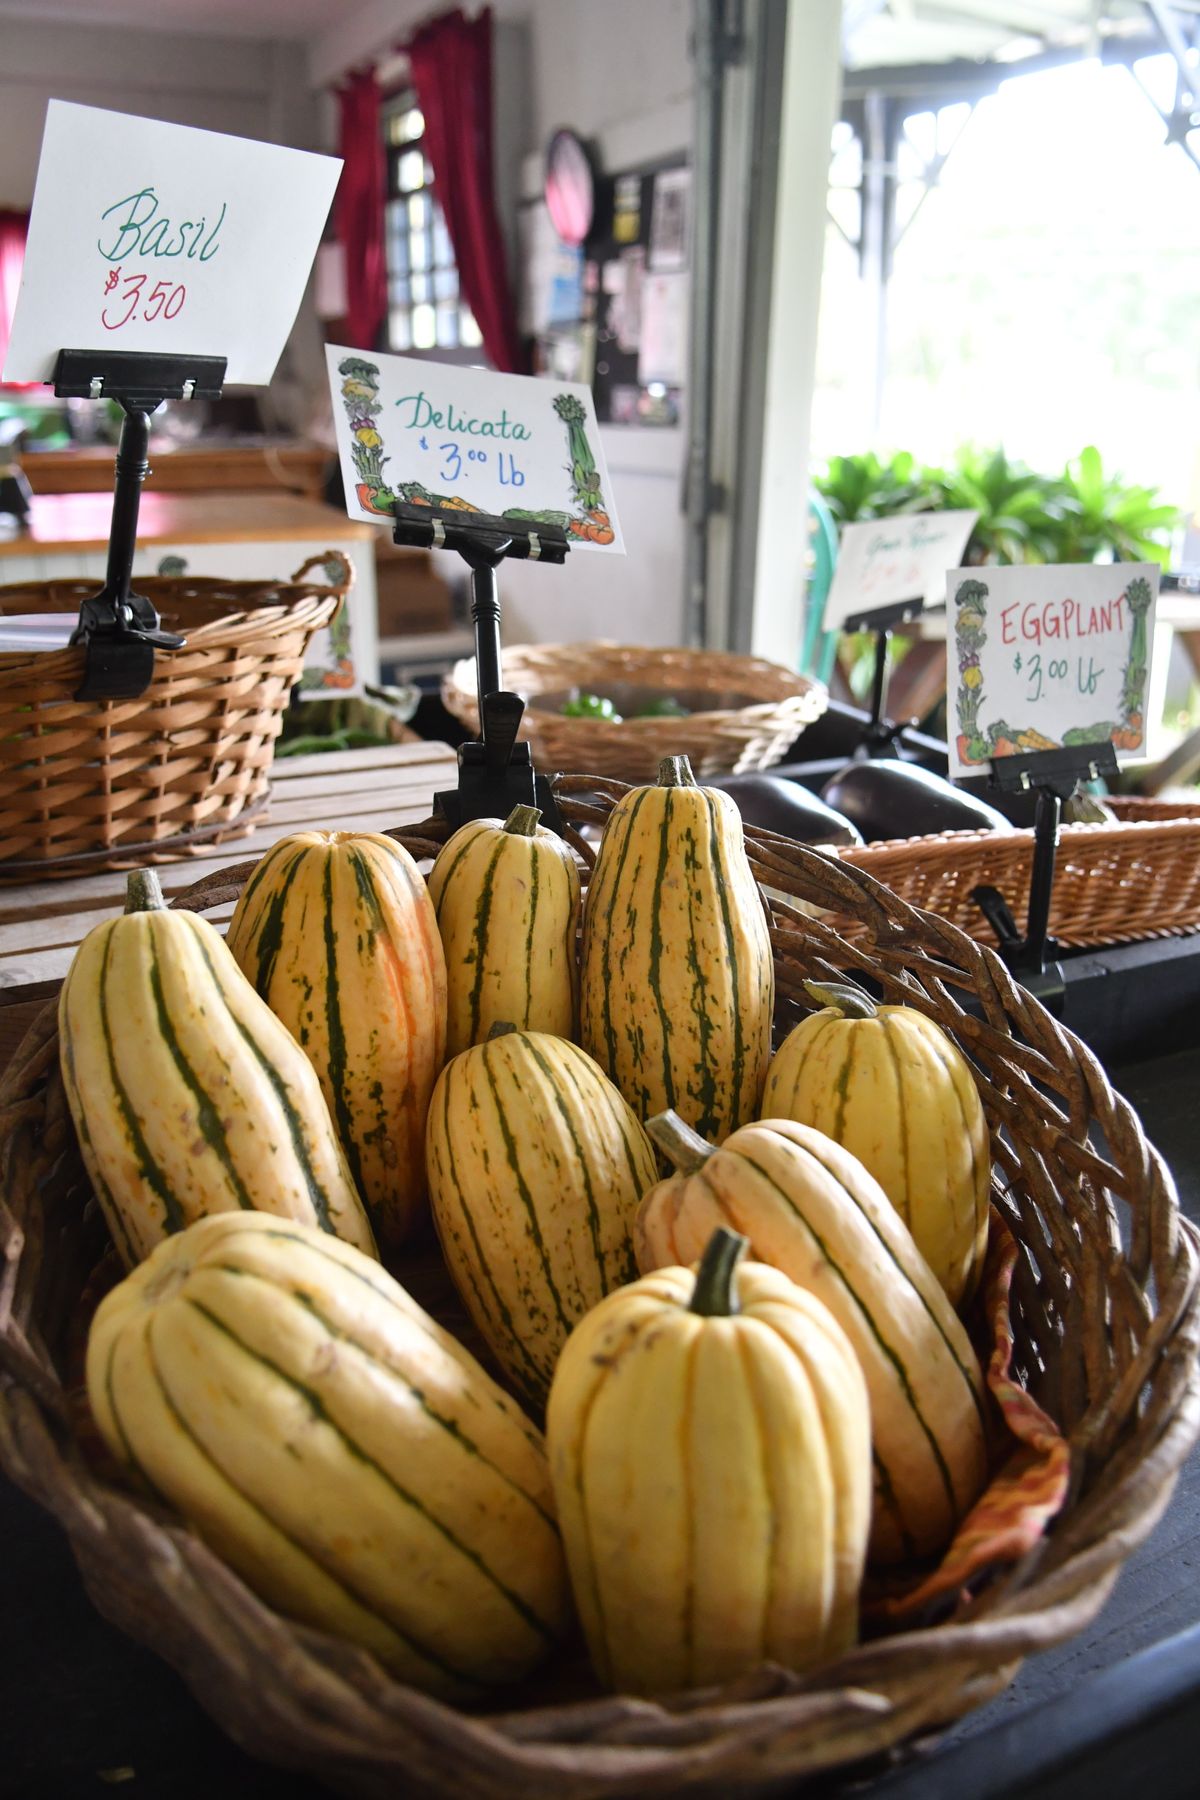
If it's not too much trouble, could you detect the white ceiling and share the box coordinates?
[0,0,337,40]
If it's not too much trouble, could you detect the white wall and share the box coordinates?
[309,0,690,118]
[505,0,692,648]
[0,20,316,208]
[501,427,684,646]
[748,0,843,663]
[311,0,695,652]
[523,0,691,149]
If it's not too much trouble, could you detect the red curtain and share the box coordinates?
[0,212,29,383]
[336,71,388,350]
[408,7,523,373]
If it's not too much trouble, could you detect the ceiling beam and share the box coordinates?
[843,29,1166,101]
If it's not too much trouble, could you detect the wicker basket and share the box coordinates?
[442,642,827,780]
[1,780,1198,1799]
[0,552,350,879]
[834,796,1200,951]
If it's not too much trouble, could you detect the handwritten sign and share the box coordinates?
[326,345,625,553]
[948,562,1159,777]
[824,510,978,630]
[3,101,340,385]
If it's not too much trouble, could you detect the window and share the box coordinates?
[813,57,1200,508]
[383,92,482,356]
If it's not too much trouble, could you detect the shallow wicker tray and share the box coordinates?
[1,773,1199,1799]
[0,552,349,878]
[442,641,827,780]
[834,796,1200,951]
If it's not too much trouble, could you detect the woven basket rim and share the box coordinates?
[3,776,1199,1797]
[443,640,823,712]
[0,592,339,677]
[0,555,349,874]
[841,808,1200,859]
[833,801,1200,952]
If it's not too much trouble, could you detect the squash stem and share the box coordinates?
[689,1227,748,1318]
[803,978,877,1019]
[657,754,697,788]
[487,1021,520,1041]
[503,804,541,837]
[646,1109,713,1174]
[125,869,167,914]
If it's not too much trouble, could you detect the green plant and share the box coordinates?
[813,444,1179,567]
[924,447,1066,565]
[1055,446,1178,567]
[816,451,933,524]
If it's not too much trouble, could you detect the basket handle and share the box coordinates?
[291,550,355,595]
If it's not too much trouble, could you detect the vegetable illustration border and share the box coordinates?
[953,573,1151,765]
[336,360,614,542]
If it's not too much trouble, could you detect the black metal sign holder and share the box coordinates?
[841,597,926,757]
[51,348,226,701]
[391,500,568,832]
[972,739,1120,1005]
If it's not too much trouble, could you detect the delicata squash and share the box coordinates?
[226,829,447,1255]
[580,754,773,1142]
[763,980,990,1308]
[427,803,580,1057]
[59,870,376,1268]
[547,1227,871,1694]
[636,1112,990,1564]
[87,1213,571,1697]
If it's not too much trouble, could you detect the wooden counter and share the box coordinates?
[0,490,374,558]
[20,440,329,499]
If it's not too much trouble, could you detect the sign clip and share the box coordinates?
[52,349,226,701]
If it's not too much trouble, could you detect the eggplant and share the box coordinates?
[819,758,1013,843]
[709,773,863,847]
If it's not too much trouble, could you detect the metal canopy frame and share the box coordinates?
[833,6,1200,427]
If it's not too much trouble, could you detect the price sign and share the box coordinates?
[326,345,625,553]
[948,561,1160,777]
[2,101,341,385]
[824,510,978,631]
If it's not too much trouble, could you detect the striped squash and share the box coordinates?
[226,830,447,1254]
[580,754,774,1142]
[86,1212,570,1698]
[547,1228,871,1695]
[59,871,376,1269]
[635,1111,989,1564]
[427,804,580,1058]
[763,980,990,1308]
[425,1027,659,1409]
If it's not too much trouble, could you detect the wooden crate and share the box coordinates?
[0,738,457,1070]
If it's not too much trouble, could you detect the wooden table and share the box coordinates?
[0,738,457,1068]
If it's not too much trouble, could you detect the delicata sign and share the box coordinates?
[326,345,625,553]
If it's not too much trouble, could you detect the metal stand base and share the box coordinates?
[391,501,568,832]
[974,741,1120,988]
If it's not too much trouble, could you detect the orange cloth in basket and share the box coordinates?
[869,1207,1072,1624]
